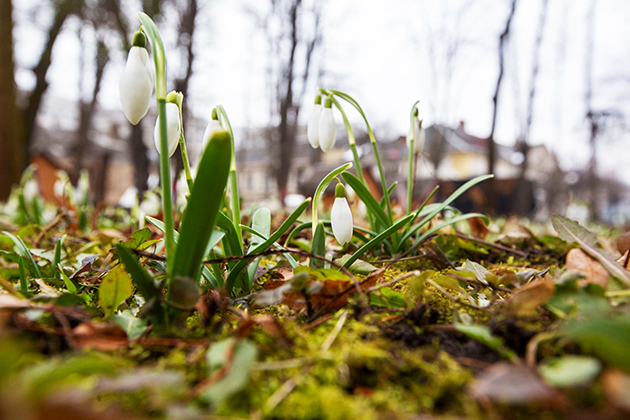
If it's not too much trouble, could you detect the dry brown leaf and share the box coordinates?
[469,362,560,405]
[264,273,381,314]
[468,216,490,239]
[602,369,630,411]
[72,322,128,351]
[507,276,555,315]
[566,248,609,288]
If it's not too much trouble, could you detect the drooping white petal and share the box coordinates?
[318,108,337,152]
[202,119,223,149]
[154,102,181,157]
[119,47,153,125]
[331,197,353,245]
[406,118,425,154]
[307,104,322,148]
[22,180,39,203]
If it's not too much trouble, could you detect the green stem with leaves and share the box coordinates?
[321,89,392,223]
[138,12,175,274]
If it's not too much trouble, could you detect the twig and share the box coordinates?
[33,211,67,247]
[365,271,420,293]
[454,232,529,258]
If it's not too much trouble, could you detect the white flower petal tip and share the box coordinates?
[307,104,322,148]
[154,102,181,157]
[406,118,425,154]
[331,197,353,245]
[119,47,153,125]
[318,108,337,152]
[202,119,222,150]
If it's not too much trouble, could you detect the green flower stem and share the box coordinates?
[324,89,392,223]
[312,163,353,233]
[157,99,175,272]
[138,12,174,273]
[318,90,365,186]
[177,99,194,192]
[407,100,420,216]
[216,105,242,246]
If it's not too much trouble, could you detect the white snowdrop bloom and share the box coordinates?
[331,183,353,245]
[22,180,39,203]
[318,96,337,152]
[202,109,223,150]
[153,102,181,157]
[307,94,322,148]
[119,32,153,125]
[406,117,425,154]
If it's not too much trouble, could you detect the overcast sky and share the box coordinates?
[12,0,630,182]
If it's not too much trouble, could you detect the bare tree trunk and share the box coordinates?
[516,0,548,216]
[486,0,517,214]
[0,0,23,199]
[23,0,80,151]
[72,39,109,184]
[276,0,301,206]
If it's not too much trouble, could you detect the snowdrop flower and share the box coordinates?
[119,31,153,125]
[202,107,222,149]
[153,92,182,157]
[307,94,322,148]
[318,95,337,152]
[406,110,425,154]
[331,182,353,245]
[22,180,39,204]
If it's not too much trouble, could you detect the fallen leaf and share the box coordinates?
[73,322,128,351]
[469,362,559,405]
[98,266,133,319]
[566,248,609,288]
[602,370,630,411]
[539,356,602,388]
[507,276,555,315]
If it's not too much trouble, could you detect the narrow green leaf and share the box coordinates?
[341,172,390,229]
[18,257,27,293]
[225,198,311,293]
[98,265,133,319]
[58,263,77,294]
[416,213,489,245]
[115,244,159,302]
[310,222,326,268]
[342,214,415,269]
[455,324,518,361]
[51,235,65,279]
[172,131,232,284]
[3,231,41,278]
[399,174,493,248]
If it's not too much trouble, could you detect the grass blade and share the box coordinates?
[225,198,311,293]
[171,131,232,284]
[342,214,415,269]
[341,172,390,230]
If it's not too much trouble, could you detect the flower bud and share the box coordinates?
[318,96,337,152]
[119,31,153,125]
[202,107,222,149]
[307,94,322,148]
[153,102,181,157]
[407,112,425,154]
[331,182,353,245]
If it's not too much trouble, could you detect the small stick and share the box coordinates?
[454,232,529,258]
